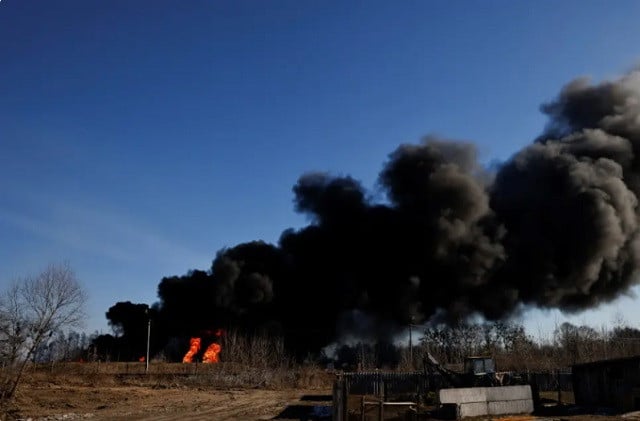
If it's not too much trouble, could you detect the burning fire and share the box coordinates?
[182,330,224,363]
[203,342,221,363]
[182,337,201,363]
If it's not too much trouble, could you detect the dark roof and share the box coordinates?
[572,355,640,369]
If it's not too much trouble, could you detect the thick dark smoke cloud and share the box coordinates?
[155,70,640,356]
[490,71,640,314]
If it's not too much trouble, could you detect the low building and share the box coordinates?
[572,356,640,412]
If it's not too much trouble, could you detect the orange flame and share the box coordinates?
[182,337,201,363]
[203,342,221,363]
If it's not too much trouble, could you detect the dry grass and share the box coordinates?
[17,361,334,391]
[0,357,334,420]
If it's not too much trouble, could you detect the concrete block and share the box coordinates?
[485,385,532,401]
[439,387,488,403]
[440,385,534,418]
[488,399,534,415]
[458,402,489,418]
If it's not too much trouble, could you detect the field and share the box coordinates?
[4,363,640,420]
[5,362,334,420]
[13,384,333,420]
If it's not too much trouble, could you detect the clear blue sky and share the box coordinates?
[1,0,640,337]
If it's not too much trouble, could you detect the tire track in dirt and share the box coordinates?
[119,389,327,421]
[146,400,281,421]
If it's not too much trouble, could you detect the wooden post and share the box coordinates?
[556,370,562,405]
[361,396,365,421]
[378,375,384,399]
[378,399,384,421]
[343,378,349,421]
[333,378,344,421]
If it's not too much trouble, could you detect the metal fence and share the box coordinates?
[338,369,572,397]
[341,371,442,396]
[333,370,573,421]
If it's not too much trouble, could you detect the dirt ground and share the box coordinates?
[4,365,640,421]
[10,384,640,421]
[10,384,333,420]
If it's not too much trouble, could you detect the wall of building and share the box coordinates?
[573,357,640,412]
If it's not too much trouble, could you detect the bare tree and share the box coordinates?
[0,284,24,368]
[0,262,87,406]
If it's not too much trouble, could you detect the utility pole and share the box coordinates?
[145,307,151,374]
[409,315,415,370]
[409,324,413,369]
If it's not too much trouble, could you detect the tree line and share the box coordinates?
[88,301,640,372]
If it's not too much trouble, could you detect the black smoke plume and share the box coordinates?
[152,70,640,357]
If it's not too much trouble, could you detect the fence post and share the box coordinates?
[556,370,561,404]
[333,377,344,421]
[343,376,349,421]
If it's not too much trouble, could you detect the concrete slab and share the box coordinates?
[440,385,532,403]
[440,387,488,403]
[459,402,489,418]
[488,399,534,415]
[485,385,532,401]
[440,385,534,418]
